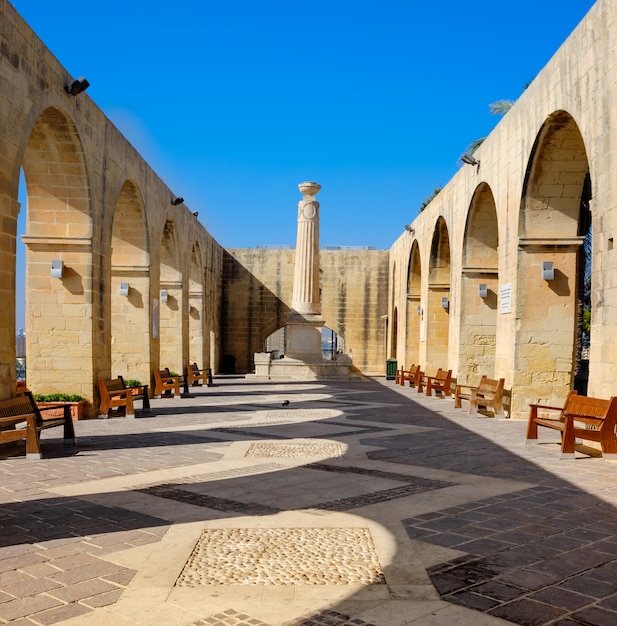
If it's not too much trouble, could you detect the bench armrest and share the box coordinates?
[106,389,129,398]
[455,384,478,393]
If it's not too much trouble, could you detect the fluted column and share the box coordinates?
[292,181,321,315]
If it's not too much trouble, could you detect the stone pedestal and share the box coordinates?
[284,312,324,360]
[253,352,272,378]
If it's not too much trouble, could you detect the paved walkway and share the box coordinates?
[1,377,617,626]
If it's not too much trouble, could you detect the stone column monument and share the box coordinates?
[285,181,325,359]
[251,181,351,380]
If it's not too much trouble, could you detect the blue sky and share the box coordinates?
[11,0,596,326]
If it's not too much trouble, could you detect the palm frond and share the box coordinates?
[489,100,515,115]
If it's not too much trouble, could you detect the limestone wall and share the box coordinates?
[222,249,388,375]
[0,1,224,410]
[388,0,617,418]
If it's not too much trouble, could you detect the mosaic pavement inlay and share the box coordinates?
[176,528,385,586]
[245,442,344,458]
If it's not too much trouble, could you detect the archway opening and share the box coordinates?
[515,110,590,414]
[427,217,451,372]
[110,180,150,384]
[404,242,421,369]
[460,184,499,383]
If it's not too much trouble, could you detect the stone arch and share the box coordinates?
[159,218,183,373]
[110,180,151,384]
[20,106,94,397]
[427,217,451,371]
[514,110,590,415]
[404,241,422,369]
[188,242,204,366]
[459,183,499,383]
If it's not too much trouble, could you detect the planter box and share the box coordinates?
[37,400,86,421]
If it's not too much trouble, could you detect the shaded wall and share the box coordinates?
[222,249,388,375]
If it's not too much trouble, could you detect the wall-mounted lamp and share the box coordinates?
[171,197,184,206]
[119,282,129,297]
[65,77,90,96]
[160,289,168,303]
[404,224,415,235]
[461,153,480,167]
[441,297,449,309]
[542,261,555,281]
[417,305,422,315]
[51,260,63,279]
[478,283,488,298]
[192,211,199,217]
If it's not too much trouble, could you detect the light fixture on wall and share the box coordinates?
[542,261,555,281]
[119,282,129,297]
[171,197,184,206]
[478,283,488,298]
[461,153,480,167]
[160,289,168,303]
[65,77,90,96]
[192,211,199,217]
[50,260,63,279]
[441,297,449,309]
[417,305,422,315]
[404,224,415,235]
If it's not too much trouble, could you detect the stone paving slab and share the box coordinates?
[1,377,617,624]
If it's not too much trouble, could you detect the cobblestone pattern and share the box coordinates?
[176,528,385,586]
[405,485,617,625]
[245,442,344,458]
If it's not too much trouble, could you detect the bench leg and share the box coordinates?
[493,400,505,419]
[63,406,76,442]
[25,415,42,459]
[525,409,539,442]
[560,419,576,458]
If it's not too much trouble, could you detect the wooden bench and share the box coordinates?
[455,376,505,418]
[98,377,151,419]
[0,390,76,459]
[153,368,182,397]
[186,363,213,387]
[399,364,422,388]
[419,368,452,397]
[526,390,617,459]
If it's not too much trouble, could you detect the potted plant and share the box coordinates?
[123,380,143,396]
[34,393,86,420]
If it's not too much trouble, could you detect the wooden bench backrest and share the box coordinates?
[99,378,126,396]
[478,377,505,397]
[433,369,452,385]
[435,369,447,381]
[563,394,617,430]
[0,393,38,429]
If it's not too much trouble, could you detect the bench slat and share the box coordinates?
[0,392,75,459]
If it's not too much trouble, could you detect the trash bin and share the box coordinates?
[386,358,398,380]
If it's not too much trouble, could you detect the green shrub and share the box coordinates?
[34,393,84,403]
[123,379,142,388]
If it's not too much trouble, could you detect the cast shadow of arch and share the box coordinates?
[2,379,616,625]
